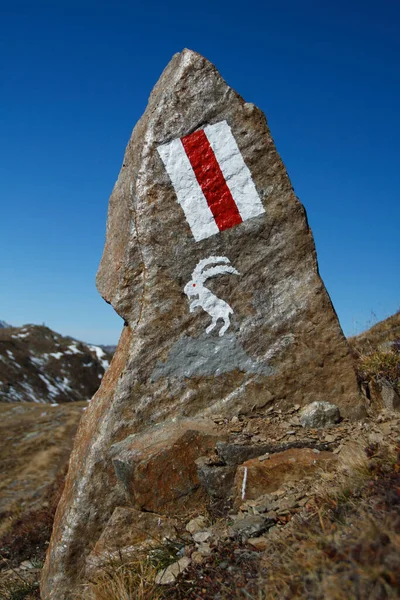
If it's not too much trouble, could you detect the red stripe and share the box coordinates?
[181,129,242,232]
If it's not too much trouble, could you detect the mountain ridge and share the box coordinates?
[0,324,114,404]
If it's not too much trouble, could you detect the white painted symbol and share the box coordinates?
[184,256,239,336]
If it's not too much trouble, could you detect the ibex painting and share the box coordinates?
[184,256,239,336]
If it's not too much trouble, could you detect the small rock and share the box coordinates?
[380,382,400,411]
[19,560,36,570]
[248,536,268,551]
[258,453,270,461]
[231,416,240,424]
[193,530,212,544]
[297,497,309,507]
[299,402,340,428]
[155,557,191,585]
[230,515,272,539]
[196,543,212,555]
[186,515,208,535]
[191,551,207,565]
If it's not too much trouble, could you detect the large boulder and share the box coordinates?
[41,49,363,599]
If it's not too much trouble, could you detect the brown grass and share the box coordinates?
[76,552,164,600]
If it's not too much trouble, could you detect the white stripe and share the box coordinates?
[204,121,265,221]
[157,138,219,241]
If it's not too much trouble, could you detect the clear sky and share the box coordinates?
[1,0,399,344]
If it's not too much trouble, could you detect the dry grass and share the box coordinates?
[357,347,400,394]
[76,552,164,600]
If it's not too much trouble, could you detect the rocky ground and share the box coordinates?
[1,402,399,599]
[0,314,399,599]
[0,324,113,404]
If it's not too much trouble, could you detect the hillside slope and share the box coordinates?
[0,324,113,404]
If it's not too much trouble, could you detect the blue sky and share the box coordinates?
[1,0,399,344]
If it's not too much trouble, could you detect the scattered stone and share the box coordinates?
[193,530,212,544]
[19,560,36,570]
[248,536,268,551]
[186,515,208,534]
[299,402,341,428]
[229,515,273,540]
[380,382,400,411]
[155,557,191,585]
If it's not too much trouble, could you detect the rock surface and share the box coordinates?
[86,507,179,577]
[41,49,363,599]
[234,448,337,505]
[111,419,223,514]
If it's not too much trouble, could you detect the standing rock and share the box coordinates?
[41,49,363,599]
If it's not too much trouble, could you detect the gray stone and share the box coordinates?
[186,515,208,534]
[41,49,363,600]
[192,530,212,543]
[155,557,191,585]
[229,515,273,540]
[380,381,400,411]
[299,401,341,428]
[195,456,236,499]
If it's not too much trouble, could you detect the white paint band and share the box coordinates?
[204,121,265,221]
[157,138,219,241]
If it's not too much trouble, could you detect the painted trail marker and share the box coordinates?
[157,120,265,241]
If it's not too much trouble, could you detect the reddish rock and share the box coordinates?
[234,448,337,506]
[111,419,223,514]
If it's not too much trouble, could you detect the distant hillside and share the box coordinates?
[0,321,11,329]
[0,324,113,404]
[348,311,400,352]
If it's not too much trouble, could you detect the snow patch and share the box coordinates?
[20,382,43,403]
[38,374,59,399]
[89,345,109,370]
[68,343,82,354]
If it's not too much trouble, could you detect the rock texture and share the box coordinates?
[41,49,363,599]
[110,419,224,514]
[234,448,337,506]
[299,401,341,428]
